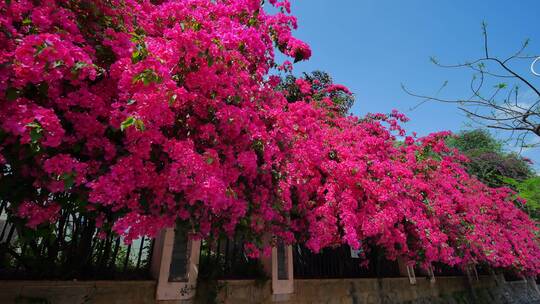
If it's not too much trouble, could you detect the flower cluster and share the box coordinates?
[17,201,60,229]
[0,0,538,275]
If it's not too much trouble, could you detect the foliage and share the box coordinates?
[0,0,539,276]
[448,129,533,187]
[448,129,538,221]
[447,129,502,156]
[277,71,355,115]
[503,176,540,220]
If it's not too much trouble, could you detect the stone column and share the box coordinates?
[415,265,436,284]
[271,242,294,301]
[397,257,416,285]
[151,226,201,302]
[427,266,436,284]
[465,264,479,282]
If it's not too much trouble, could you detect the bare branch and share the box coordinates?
[482,21,489,59]
[503,38,530,64]
[489,57,540,97]
[405,22,540,148]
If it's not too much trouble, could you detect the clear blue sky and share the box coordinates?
[285,0,540,171]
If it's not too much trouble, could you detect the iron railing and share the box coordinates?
[0,201,153,280]
[293,244,401,279]
[198,235,268,280]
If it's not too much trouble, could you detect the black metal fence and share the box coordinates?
[293,245,478,279]
[431,262,464,277]
[0,198,478,281]
[0,201,153,280]
[198,235,268,281]
[293,244,401,279]
[197,238,473,280]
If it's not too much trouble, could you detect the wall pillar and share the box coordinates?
[271,242,294,301]
[397,257,416,285]
[465,264,479,283]
[427,266,436,284]
[151,226,201,302]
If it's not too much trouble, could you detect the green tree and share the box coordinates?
[447,129,502,156]
[449,129,539,220]
[448,129,533,188]
[503,176,540,220]
[278,71,355,115]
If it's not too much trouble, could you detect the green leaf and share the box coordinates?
[132,69,161,86]
[52,60,64,68]
[207,55,214,67]
[35,42,49,56]
[26,122,42,138]
[127,99,136,105]
[168,94,177,106]
[26,121,43,152]
[130,32,148,64]
[192,21,201,31]
[29,127,43,143]
[134,118,145,131]
[248,17,258,27]
[120,116,135,131]
[61,172,75,190]
[5,87,20,101]
[238,42,246,53]
[71,61,88,77]
[131,43,148,63]
[120,116,145,132]
[74,61,87,70]
[252,139,264,153]
[328,150,337,160]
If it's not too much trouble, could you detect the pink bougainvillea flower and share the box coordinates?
[0,0,538,276]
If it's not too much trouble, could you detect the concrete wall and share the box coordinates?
[214,276,540,304]
[0,280,156,304]
[1,277,539,304]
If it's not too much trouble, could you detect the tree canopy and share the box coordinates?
[278,71,355,115]
[448,129,533,187]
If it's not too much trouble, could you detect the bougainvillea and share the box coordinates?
[0,0,538,275]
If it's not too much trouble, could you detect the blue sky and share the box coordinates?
[284,0,540,171]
